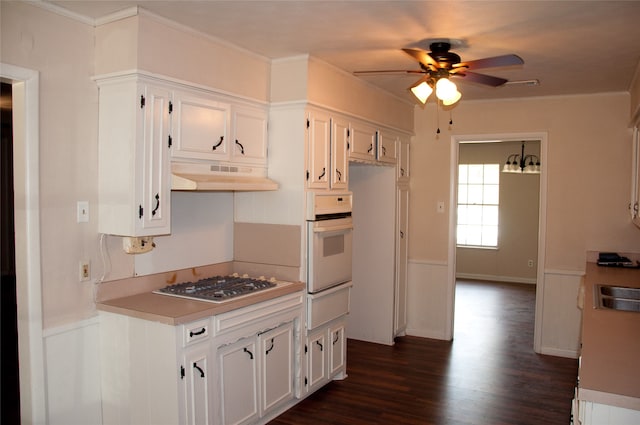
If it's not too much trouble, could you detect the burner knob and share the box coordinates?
[232,272,239,277]
[242,274,249,278]
[258,276,265,280]
[269,277,277,283]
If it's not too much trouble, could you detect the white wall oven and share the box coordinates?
[306,191,353,331]
[306,192,353,294]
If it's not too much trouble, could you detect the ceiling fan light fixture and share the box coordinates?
[442,89,462,106]
[410,80,433,104]
[435,78,459,103]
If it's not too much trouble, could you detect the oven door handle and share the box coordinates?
[312,223,353,233]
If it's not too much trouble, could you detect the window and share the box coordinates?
[457,164,500,247]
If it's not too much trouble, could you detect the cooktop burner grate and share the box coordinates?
[154,275,277,303]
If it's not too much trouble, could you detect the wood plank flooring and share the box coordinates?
[270,280,578,425]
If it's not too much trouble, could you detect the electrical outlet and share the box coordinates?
[528,259,535,268]
[122,236,156,254]
[79,261,90,281]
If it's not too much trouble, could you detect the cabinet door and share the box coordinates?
[394,185,409,337]
[331,117,350,190]
[260,322,295,415]
[377,131,398,164]
[172,89,231,162]
[631,126,640,224]
[306,330,327,392]
[306,111,331,189]
[183,343,212,425]
[232,105,268,165]
[397,136,410,182]
[138,83,172,235]
[328,323,346,378]
[218,338,259,425]
[349,120,377,162]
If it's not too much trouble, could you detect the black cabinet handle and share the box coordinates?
[367,144,373,153]
[265,338,275,355]
[382,146,387,156]
[235,139,245,155]
[243,347,254,360]
[333,331,340,345]
[401,168,406,176]
[193,363,205,378]
[336,169,342,181]
[318,167,326,179]
[189,328,206,338]
[400,231,404,239]
[151,194,160,216]
[212,136,224,151]
[316,340,323,351]
[138,204,143,219]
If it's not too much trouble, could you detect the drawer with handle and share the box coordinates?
[181,318,210,346]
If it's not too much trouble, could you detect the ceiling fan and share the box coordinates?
[354,41,524,105]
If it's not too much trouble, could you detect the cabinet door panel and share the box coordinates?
[307,331,327,391]
[260,322,294,414]
[184,345,212,425]
[140,84,172,234]
[307,111,331,189]
[397,136,410,181]
[394,186,409,336]
[218,339,259,425]
[328,323,346,377]
[232,105,268,165]
[173,91,230,161]
[349,121,377,162]
[331,117,350,190]
[377,131,398,164]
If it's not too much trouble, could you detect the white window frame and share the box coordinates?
[456,163,500,248]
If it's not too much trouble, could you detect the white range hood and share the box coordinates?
[171,162,278,192]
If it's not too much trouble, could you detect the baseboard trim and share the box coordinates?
[405,328,451,341]
[540,345,579,359]
[456,272,537,285]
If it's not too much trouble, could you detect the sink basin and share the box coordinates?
[596,285,640,312]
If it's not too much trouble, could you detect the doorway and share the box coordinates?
[1,63,46,423]
[447,133,548,352]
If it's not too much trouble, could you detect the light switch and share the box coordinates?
[77,201,89,223]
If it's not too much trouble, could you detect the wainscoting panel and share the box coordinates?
[539,270,584,358]
[406,259,451,340]
[44,317,102,425]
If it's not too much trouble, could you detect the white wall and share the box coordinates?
[407,92,640,356]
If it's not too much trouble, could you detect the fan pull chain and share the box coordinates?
[436,101,441,135]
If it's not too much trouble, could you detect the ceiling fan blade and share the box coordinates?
[454,54,524,70]
[353,69,425,76]
[402,48,438,71]
[453,71,508,87]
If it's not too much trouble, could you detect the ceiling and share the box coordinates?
[45,0,640,104]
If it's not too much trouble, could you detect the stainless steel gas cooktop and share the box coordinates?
[153,274,279,303]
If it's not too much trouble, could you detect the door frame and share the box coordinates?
[447,132,548,352]
[1,63,46,423]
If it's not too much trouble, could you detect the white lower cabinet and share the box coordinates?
[99,292,303,425]
[303,317,347,395]
[183,342,213,425]
[217,321,295,425]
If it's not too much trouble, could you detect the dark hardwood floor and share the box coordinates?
[270,280,578,425]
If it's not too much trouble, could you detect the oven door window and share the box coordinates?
[308,224,352,293]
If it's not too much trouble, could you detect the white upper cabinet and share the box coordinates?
[376,130,398,165]
[305,109,349,191]
[171,89,231,162]
[349,120,377,163]
[331,116,350,190]
[231,104,268,165]
[97,75,172,236]
[397,135,410,182]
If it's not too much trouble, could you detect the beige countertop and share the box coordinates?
[97,281,305,326]
[579,262,640,409]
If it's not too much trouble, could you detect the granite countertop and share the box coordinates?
[97,280,305,326]
[579,262,640,410]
